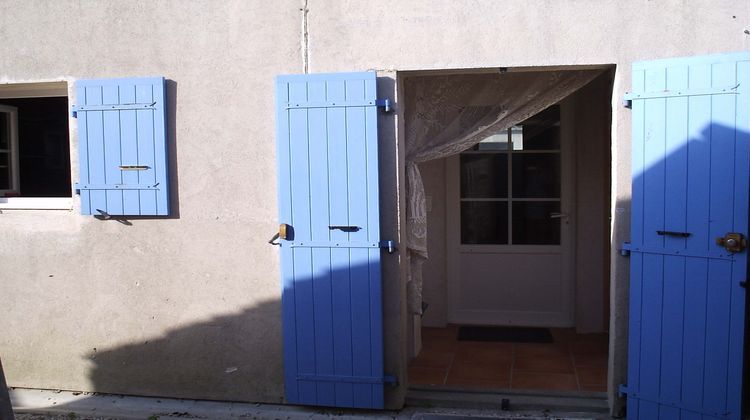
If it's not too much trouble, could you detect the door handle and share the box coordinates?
[329,225,361,232]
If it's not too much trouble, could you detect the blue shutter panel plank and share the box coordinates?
[625,52,749,420]
[275,72,387,409]
[75,77,169,216]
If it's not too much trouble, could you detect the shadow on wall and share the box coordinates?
[165,79,180,219]
[61,260,385,411]
[85,298,284,403]
[612,122,750,418]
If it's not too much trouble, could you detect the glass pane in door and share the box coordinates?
[511,153,560,198]
[512,201,561,245]
[460,153,508,198]
[518,105,560,150]
[461,201,508,244]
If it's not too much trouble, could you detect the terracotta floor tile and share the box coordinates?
[572,352,608,368]
[550,328,578,343]
[514,342,570,359]
[579,383,607,392]
[456,340,514,351]
[422,326,458,341]
[513,355,575,374]
[410,350,454,369]
[408,366,447,385]
[411,326,610,394]
[576,366,607,385]
[422,338,458,352]
[454,342,513,365]
[447,361,511,382]
[569,339,609,355]
[512,371,578,391]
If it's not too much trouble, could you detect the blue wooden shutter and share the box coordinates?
[624,52,749,419]
[74,77,169,216]
[276,72,388,409]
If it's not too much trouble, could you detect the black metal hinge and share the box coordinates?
[620,242,632,257]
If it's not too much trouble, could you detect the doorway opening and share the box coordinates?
[404,67,614,395]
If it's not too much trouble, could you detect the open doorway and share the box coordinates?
[405,67,614,394]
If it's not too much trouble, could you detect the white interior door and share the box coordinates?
[446,105,575,327]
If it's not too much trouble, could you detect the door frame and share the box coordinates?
[445,97,577,327]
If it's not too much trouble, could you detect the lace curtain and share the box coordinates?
[404,69,602,313]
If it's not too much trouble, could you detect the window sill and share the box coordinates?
[0,197,73,210]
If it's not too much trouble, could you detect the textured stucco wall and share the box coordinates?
[0,0,303,405]
[0,0,749,412]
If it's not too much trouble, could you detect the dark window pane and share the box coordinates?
[512,201,561,245]
[461,201,508,244]
[0,97,71,197]
[523,126,560,150]
[461,153,508,198]
[512,153,560,198]
[0,113,7,150]
[0,152,9,189]
[519,105,560,150]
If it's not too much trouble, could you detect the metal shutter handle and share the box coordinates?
[329,225,361,232]
[119,165,150,171]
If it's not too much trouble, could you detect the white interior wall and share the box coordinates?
[420,157,449,327]
[572,71,613,333]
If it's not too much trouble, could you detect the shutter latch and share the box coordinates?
[383,374,398,387]
[380,240,397,254]
[376,99,393,113]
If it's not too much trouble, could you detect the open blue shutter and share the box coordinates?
[74,77,169,216]
[624,52,749,419]
[275,72,387,409]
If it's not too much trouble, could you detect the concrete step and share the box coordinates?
[407,386,610,417]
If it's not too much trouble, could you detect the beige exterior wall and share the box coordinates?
[0,0,748,411]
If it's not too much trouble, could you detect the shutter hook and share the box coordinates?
[95,209,111,220]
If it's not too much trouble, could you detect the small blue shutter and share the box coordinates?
[625,52,749,419]
[275,72,386,409]
[75,77,169,216]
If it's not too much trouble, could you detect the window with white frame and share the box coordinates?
[0,83,72,208]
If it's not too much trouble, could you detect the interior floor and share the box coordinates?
[408,326,608,393]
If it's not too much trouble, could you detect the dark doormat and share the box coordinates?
[457,326,553,343]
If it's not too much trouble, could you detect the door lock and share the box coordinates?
[716,232,746,253]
